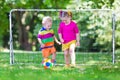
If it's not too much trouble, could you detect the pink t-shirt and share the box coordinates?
[58,21,79,43]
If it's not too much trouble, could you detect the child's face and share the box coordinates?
[60,16,71,24]
[44,19,52,30]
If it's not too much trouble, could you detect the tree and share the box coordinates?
[67,0,119,51]
[113,0,120,49]
[0,0,71,50]
[1,0,120,52]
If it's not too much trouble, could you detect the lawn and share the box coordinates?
[0,51,120,80]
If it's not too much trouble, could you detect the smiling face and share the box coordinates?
[42,16,52,30]
[59,11,72,24]
[60,16,71,24]
[45,19,52,30]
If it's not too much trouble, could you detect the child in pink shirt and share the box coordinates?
[58,11,80,67]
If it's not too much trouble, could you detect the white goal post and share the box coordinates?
[9,9,116,65]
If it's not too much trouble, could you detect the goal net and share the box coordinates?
[9,9,115,65]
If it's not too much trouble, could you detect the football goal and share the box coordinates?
[9,9,116,65]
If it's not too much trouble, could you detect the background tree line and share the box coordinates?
[0,0,120,52]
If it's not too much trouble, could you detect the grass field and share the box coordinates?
[0,51,120,80]
[2,51,114,64]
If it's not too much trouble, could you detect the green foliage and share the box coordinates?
[33,23,42,36]
[67,0,120,51]
[72,10,113,51]
[0,0,120,51]
[0,0,71,50]
[113,0,120,47]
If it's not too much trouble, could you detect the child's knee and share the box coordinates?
[64,53,69,57]
[69,49,75,54]
[64,50,69,56]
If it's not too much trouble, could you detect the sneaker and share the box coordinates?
[70,64,76,68]
[64,64,70,68]
[51,59,56,66]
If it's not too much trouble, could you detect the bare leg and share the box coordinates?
[51,52,56,65]
[52,52,56,60]
[69,43,76,65]
[64,49,70,65]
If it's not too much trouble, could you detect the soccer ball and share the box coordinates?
[42,58,53,69]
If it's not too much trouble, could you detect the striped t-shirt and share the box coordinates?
[37,27,54,48]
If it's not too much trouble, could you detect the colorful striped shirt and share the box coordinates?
[37,27,54,48]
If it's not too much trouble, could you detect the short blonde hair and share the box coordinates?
[42,16,52,24]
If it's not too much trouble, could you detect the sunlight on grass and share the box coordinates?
[86,60,97,65]
[0,52,120,80]
[0,63,120,80]
[25,65,41,70]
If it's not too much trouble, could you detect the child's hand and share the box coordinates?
[57,41,61,45]
[41,43,45,48]
[60,38,64,43]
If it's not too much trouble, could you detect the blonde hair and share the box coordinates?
[42,16,52,24]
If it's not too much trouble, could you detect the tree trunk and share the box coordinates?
[15,11,32,51]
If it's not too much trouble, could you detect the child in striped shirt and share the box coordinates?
[37,16,61,64]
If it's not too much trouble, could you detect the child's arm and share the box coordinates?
[37,38,45,48]
[76,33,80,46]
[58,33,64,43]
[54,35,61,45]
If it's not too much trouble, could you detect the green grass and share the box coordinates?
[0,51,120,80]
[0,63,120,80]
[1,51,113,64]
